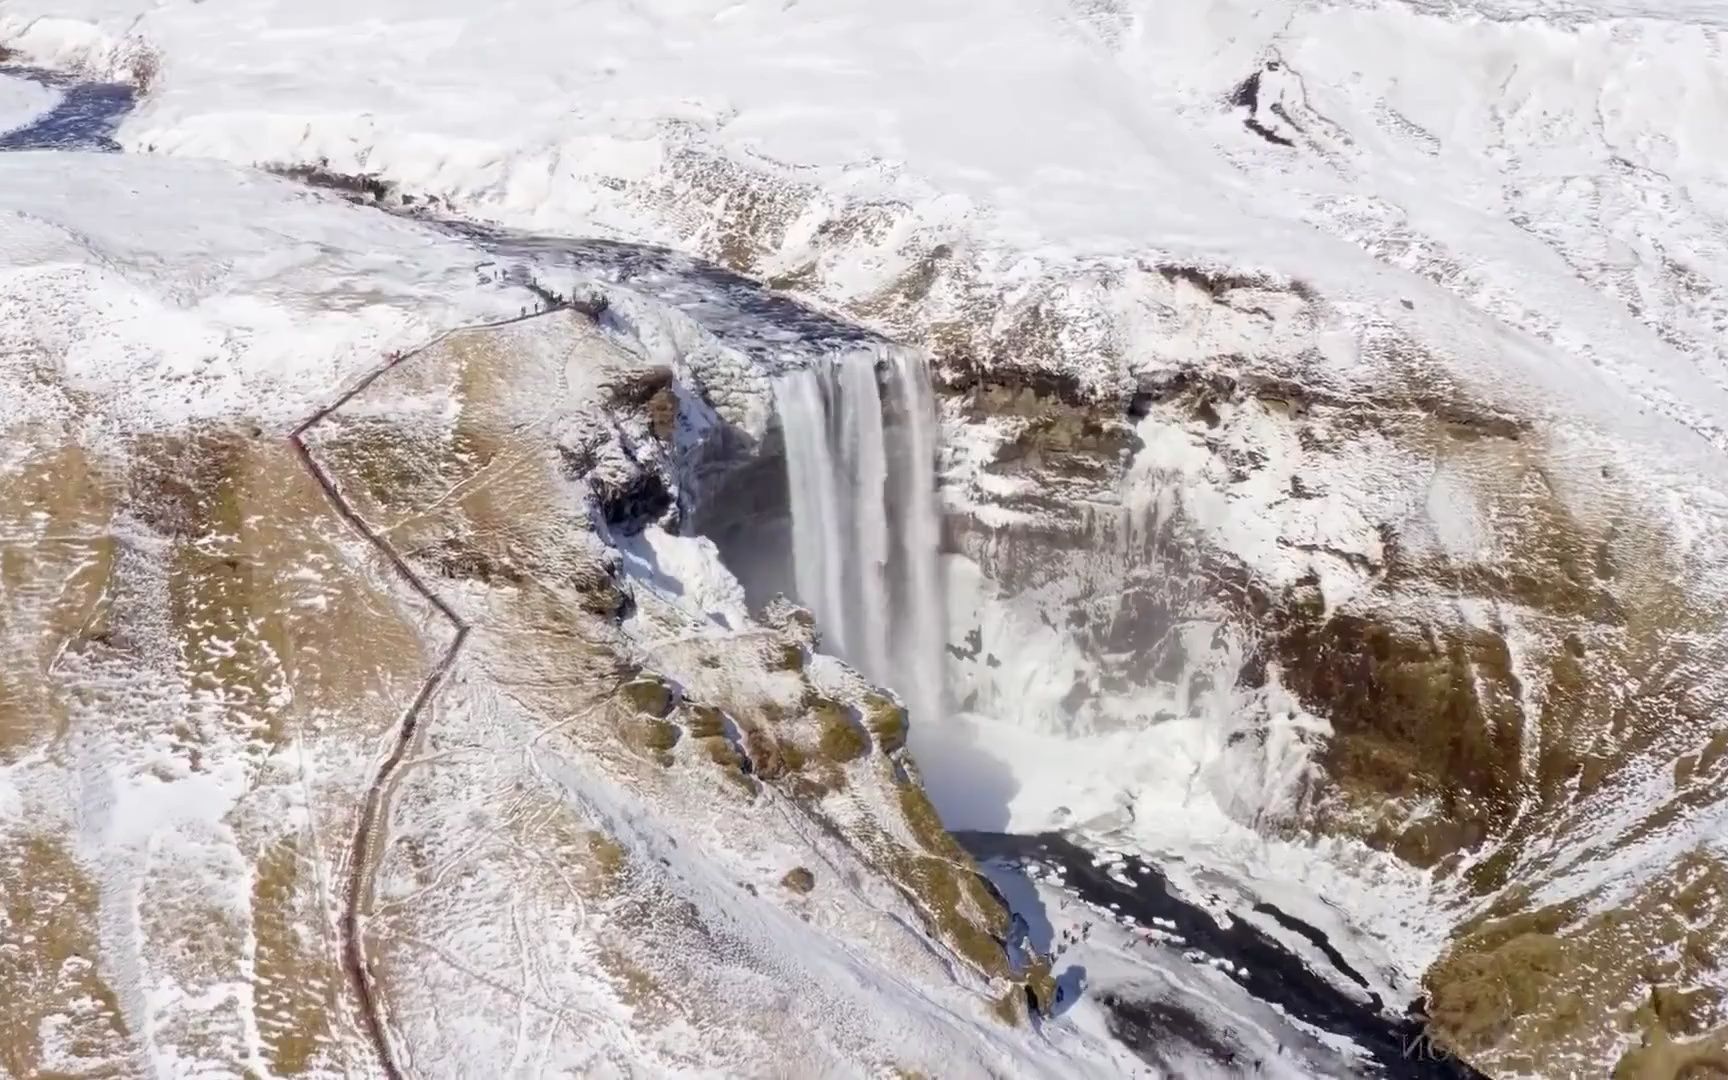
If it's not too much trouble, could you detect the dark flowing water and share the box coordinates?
[960,831,1488,1079]
[0,67,135,151]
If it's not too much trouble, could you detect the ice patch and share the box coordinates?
[0,70,59,136]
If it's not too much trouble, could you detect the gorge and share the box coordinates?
[7,1,1728,1073]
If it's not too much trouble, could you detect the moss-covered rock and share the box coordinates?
[989,985,1027,1027]
[1426,852,1728,1073]
[638,719,681,753]
[863,694,909,753]
[618,675,676,717]
[885,781,1015,984]
[1024,957,1058,1016]
[1273,613,1525,865]
[781,867,815,894]
[681,703,726,739]
[768,640,806,672]
[813,697,869,763]
[679,703,753,793]
[1427,918,1574,1051]
[1613,1033,1728,1080]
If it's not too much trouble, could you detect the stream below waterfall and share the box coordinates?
[0,65,134,150]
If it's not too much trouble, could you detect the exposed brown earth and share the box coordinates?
[943,355,1728,1076]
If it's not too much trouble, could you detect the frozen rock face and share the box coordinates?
[671,267,1728,1074]
[929,302,1728,1075]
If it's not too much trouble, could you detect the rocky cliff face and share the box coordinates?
[918,308,1728,1075]
[583,129,1728,1068]
[647,238,1728,1073]
[642,164,1728,1069]
[214,142,1728,1080]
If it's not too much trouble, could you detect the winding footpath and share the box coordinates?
[289,310,552,1079]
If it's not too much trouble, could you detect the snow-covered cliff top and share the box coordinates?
[6,0,1728,463]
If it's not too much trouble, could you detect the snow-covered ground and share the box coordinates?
[9,0,1728,693]
[0,153,525,434]
[2,149,1152,1076]
[0,69,58,135]
[6,0,1728,1071]
[5,0,1727,456]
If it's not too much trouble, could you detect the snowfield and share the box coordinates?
[0,70,58,135]
[6,0,1728,449]
[7,0,1727,609]
[5,0,1728,1074]
[0,153,520,432]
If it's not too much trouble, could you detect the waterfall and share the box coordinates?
[773,350,945,727]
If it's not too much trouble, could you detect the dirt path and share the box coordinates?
[290,309,552,1079]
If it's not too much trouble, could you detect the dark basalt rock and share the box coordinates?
[592,468,674,533]
[268,162,395,203]
[602,364,676,410]
[1101,994,1256,1072]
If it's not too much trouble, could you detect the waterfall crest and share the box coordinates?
[773,350,945,727]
